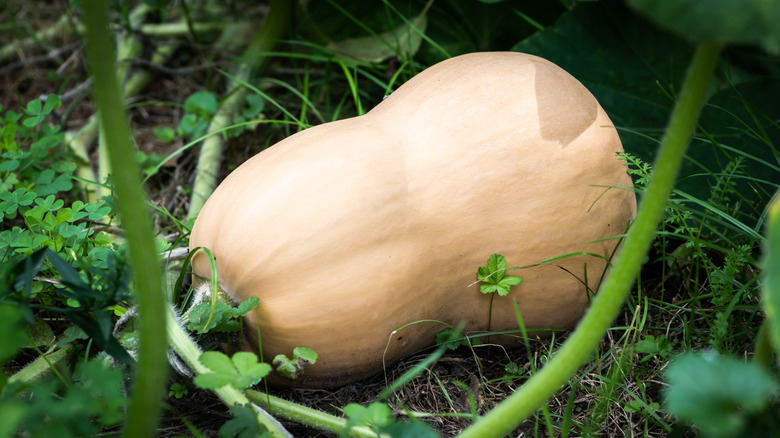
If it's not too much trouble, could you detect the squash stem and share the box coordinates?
[457,42,723,437]
[246,389,380,438]
[82,2,169,436]
[166,307,293,437]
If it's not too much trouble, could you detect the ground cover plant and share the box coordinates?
[1,0,779,437]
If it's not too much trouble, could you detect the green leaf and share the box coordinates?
[477,254,521,296]
[22,100,44,127]
[435,327,464,351]
[628,0,780,53]
[272,346,318,380]
[176,113,208,138]
[0,304,27,363]
[153,126,175,142]
[35,194,65,212]
[183,91,218,116]
[187,296,260,334]
[635,334,673,359]
[168,382,188,399]
[34,169,73,197]
[477,254,508,284]
[0,188,37,214]
[664,352,778,437]
[343,402,394,434]
[195,351,271,390]
[219,405,268,438]
[23,317,56,349]
[328,7,428,63]
[496,275,522,296]
[231,352,272,388]
[41,94,61,114]
[0,159,19,172]
[241,94,266,120]
[85,201,111,221]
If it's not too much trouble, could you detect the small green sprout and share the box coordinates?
[272,347,318,380]
[476,254,522,332]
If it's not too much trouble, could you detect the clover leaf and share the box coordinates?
[194,351,271,389]
[476,254,522,296]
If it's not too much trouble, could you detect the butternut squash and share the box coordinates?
[189,52,637,388]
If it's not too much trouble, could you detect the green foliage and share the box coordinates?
[228,94,266,137]
[634,334,674,362]
[476,254,522,297]
[177,90,218,139]
[342,402,438,438]
[21,94,61,127]
[153,125,175,142]
[0,303,27,364]
[1,94,118,313]
[194,351,271,389]
[3,247,135,365]
[187,296,260,334]
[3,1,779,437]
[628,0,780,52]
[0,359,127,438]
[168,382,189,399]
[664,352,778,437]
[219,405,270,438]
[435,327,469,351]
[272,346,318,380]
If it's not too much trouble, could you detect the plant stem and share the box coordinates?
[762,191,780,354]
[82,2,169,437]
[187,0,291,222]
[166,307,292,437]
[7,347,70,386]
[245,389,379,438]
[458,42,723,437]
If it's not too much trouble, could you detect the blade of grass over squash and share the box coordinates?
[458,42,723,438]
[186,0,291,222]
[82,2,168,436]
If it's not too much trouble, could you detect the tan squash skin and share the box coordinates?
[189,52,637,388]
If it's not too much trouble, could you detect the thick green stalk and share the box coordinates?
[166,308,292,437]
[458,42,723,437]
[187,0,291,221]
[245,389,379,438]
[82,2,169,437]
[7,347,70,386]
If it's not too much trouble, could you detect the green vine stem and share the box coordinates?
[245,389,380,438]
[186,0,291,221]
[458,42,723,437]
[82,2,169,437]
[166,307,292,437]
[7,347,70,386]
